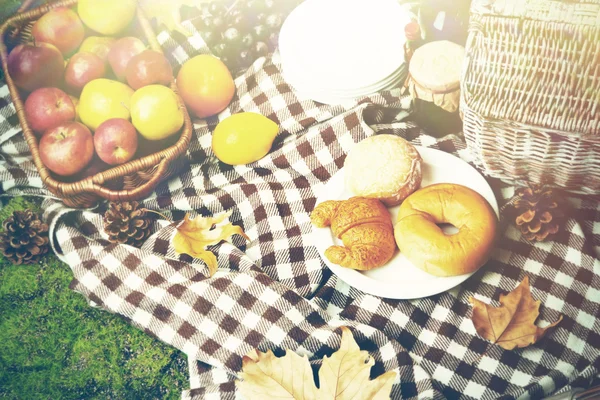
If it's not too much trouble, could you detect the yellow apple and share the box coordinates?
[130,85,184,141]
[78,0,137,36]
[79,79,134,131]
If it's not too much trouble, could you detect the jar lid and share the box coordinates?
[409,40,465,94]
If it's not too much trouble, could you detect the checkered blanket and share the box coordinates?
[1,19,599,400]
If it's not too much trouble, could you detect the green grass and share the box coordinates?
[0,0,22,24]
[0,197,189,399]
[0,0,189,396]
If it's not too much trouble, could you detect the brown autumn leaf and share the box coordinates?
[172,211,249,276]
[236,327,397,400]
[470,276,563,350]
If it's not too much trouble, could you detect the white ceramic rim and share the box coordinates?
[283,64,408,98]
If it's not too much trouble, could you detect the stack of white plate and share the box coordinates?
[279,0,411,105]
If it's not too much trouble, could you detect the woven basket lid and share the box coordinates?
[409,40,465,94]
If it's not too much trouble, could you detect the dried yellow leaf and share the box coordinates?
[237,327,397,400]
[320,328,396,400]
[470,276,562,350]
[239,349,318,400]
[172,211,249,276]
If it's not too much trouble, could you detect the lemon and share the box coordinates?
[79,79,134,131]
[78,0,137,36]
[130,85,184,141]
[212,112,279,165]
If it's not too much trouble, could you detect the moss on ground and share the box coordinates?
[1,2,189,396]
[0,197,189,399]
[0,0,22,27]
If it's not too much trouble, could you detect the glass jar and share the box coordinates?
[408,40,465,137]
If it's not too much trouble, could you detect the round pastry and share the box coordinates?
[344,134,422,206]
[394,183,497,277]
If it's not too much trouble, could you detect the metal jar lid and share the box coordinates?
[409,40,465,94]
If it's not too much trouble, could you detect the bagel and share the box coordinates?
[394,183,497,277]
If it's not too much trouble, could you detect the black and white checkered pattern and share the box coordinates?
[2,17,599,400]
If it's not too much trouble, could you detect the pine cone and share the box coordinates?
[103,201,152,247]
[0,209,49,265]
[513,184,562,241]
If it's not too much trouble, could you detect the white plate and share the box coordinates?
[283,63,408,96]
[311,146,499,299]
[279,0,410,92]
[294,73,406,105]
[287,65,407,100]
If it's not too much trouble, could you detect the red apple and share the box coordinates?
[125,50,174,90]
[31,6,85,56]
[39,121,94,176]
[64,52,106,95]
[24,87,76,135]
[107,37,146,81]
[7,42,64,92]
[93,118,138,165]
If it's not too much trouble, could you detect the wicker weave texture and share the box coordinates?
[464,15,599,136]
[471,0,600,25]
[461,5,600,194]
[0,0,193,208]
[462,109,600,192]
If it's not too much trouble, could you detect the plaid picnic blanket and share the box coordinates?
[1,19,599,400]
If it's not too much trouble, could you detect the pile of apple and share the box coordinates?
[6,0,235,180]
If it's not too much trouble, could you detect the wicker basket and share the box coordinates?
[460,0,600,195]
[0,0,193,208]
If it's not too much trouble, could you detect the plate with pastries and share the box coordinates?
[310,134,499,299]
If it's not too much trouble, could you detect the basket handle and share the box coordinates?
[54,92,192,201]
[16,0,36,13]
[0,0,77,30]
[92,158,171,201]
[8,0,37,40]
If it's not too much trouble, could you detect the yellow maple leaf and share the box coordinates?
[236,327,397,400]
[470,276,563,350]
[172,211,249,276]
[138,0,216,36]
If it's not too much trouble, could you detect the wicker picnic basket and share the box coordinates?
[460,0,600,194]
[0,0,193,208]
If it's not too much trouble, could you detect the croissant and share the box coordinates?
[311,197,397,270]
